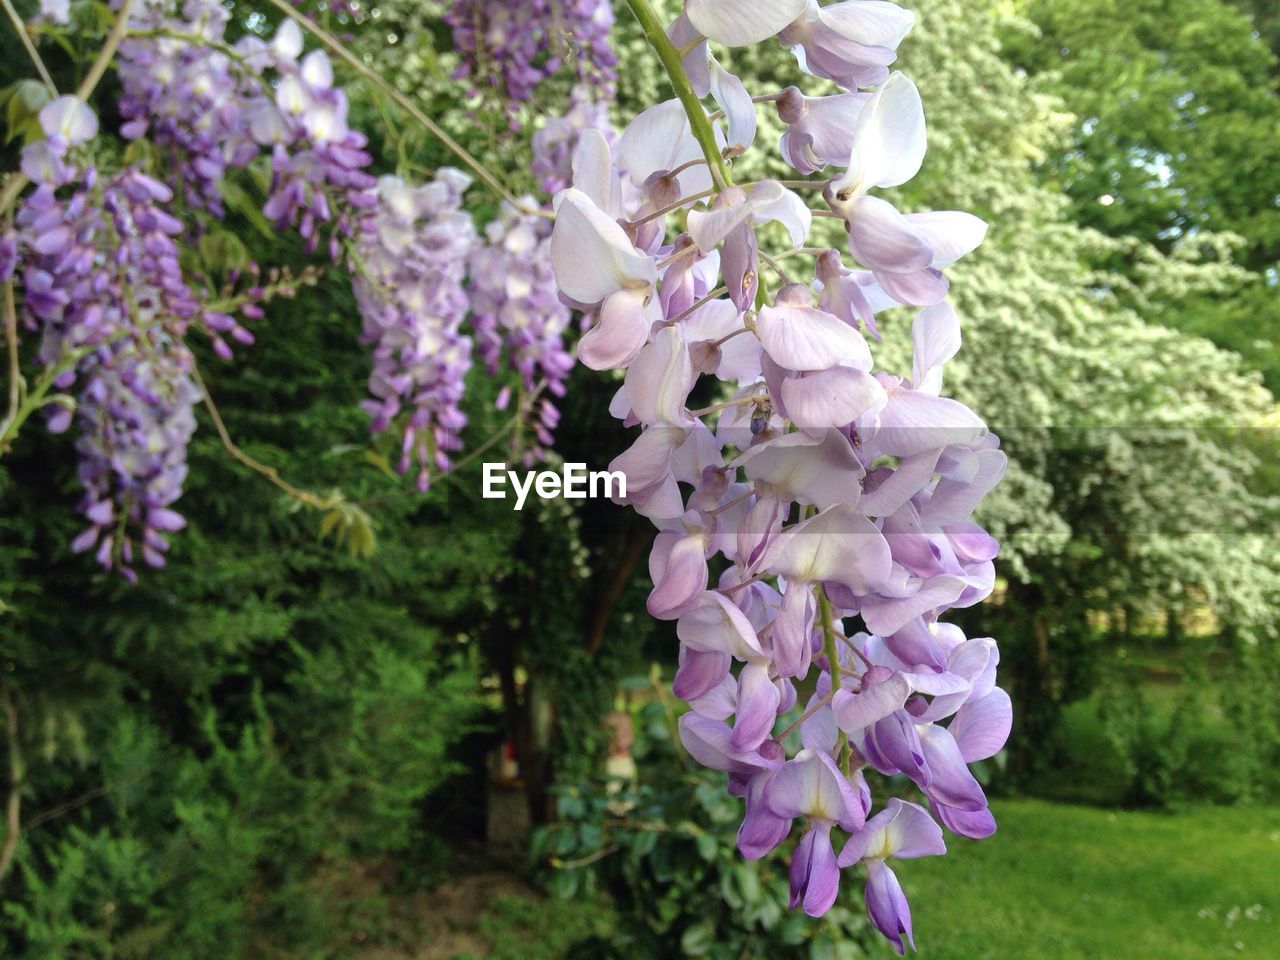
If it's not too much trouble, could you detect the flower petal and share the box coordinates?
[911,301,960,395]
[755,302,871,372]
[710,62,757,150]
[732,661,783,750]
[848,195,933,273]
[832,674,910,734]
[578,288,659,371]
[864,860,914,954]
[820,1,916,48]
[905,210,988,268]
[677,590,766,660]
[764,503,893,596]
[780,364,886,431]
[552,189,655,305]
[687,0,808,46]
[624,326,693,424]
[833,71,925,196]
[949,687,1012,762]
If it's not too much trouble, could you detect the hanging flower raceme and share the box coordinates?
[468,201,574,459]
[9,7,511,572]
[353,172,477,490]
[446,0,617,113]
[14,98,200,577]
[116,0,259,217]
[547,1,1010,950]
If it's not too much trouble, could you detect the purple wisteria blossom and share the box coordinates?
[11,7,539,570]
[547,0,1011,950]
[117,0,258,217]
[531,88,617,195]
[468,201,574,459]
[15,99,200,577]
[446,0,617,113]
[354,172,477,491]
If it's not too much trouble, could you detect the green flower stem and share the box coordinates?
[818,586,854,774]
[622,0,735,191]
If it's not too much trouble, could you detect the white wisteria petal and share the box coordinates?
[551,189,656,305]
[734,430,864,510]
[911,301,961,395]
[625,326,695,425]
[571,128,622,217]
[752,184,812,247]
[755,303,870,372]
[833,71,925,196]
[904,210,989,267]
[819,1,916,48]
[688,188,757,252]
[764,503,892,595]
[848,195,933,273]
[687,0,808,47]
[617,99,702,185]
[678,590,767,660]
[710,61,758,150]
[578,288,659,371]
[780,365,886,431]
[870,388,987,458]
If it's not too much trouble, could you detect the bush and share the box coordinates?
[0,276,513,957]
[534,678,876,960]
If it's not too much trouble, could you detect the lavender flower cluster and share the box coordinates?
[446,0,617,111]
[548,1,1009,950]
[119,3,378,256]
[354,172,477,489]
[467,202,575,460]
[12,1,595,570]
[16,98,199,577]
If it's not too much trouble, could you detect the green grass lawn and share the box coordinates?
[895,799,1280,960]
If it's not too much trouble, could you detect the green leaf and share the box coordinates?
[199,231,250,274]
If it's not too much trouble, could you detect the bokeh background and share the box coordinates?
[1,0,1277,957]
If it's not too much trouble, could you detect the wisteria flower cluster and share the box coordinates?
[548,0,1010,950]
[9,0,596,570]
[119,2,379,255]
[446,0,617,114]
[16,97,199,578]
[467,201,575,460]
[354,171,477,489]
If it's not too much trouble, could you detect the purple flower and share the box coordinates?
[840,799,945,953]
[685,0,807,47]
[354,172,477,489]
[468,201,575,458]
[446,0,617,112]
[38,96,98,149]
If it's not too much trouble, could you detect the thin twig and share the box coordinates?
[551,845,620,869]
[0,679,22,884]
[74,0,133,97]
[629,188,716,228]
[23,763,160,831]
[1,277,21,449]
[1,0,57,96]
[192,365,321,507]
[663,286,728,326]
[721,572,769,597]
[773,690,836,743]
[759,251,793,285]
